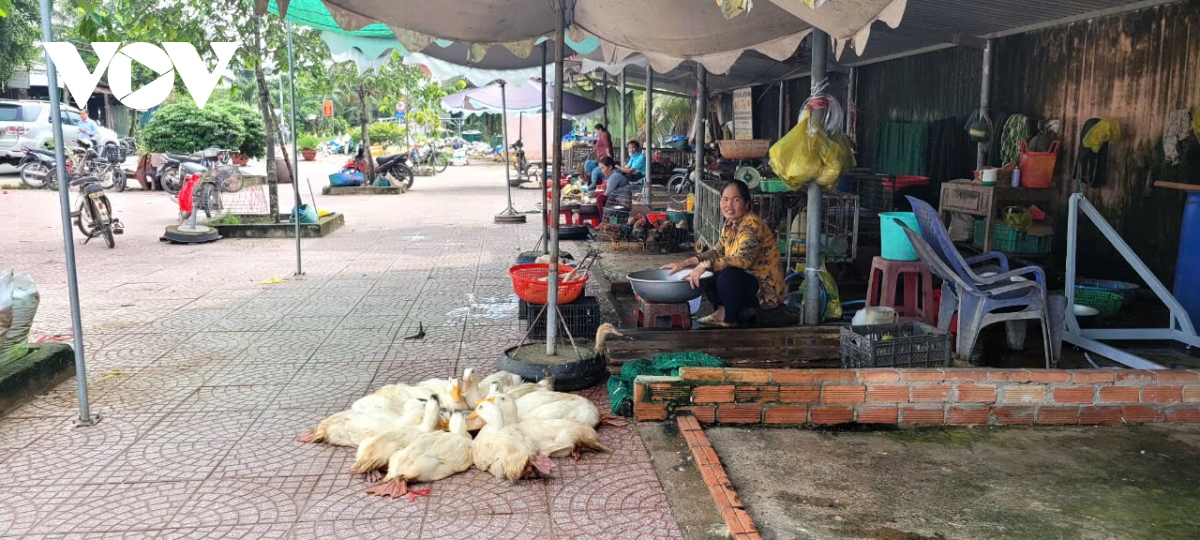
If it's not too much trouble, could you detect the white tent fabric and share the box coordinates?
[765,0,908,57]
[320,32,556,84]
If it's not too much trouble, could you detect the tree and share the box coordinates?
[0,0,39,93]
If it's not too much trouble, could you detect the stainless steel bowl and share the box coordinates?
[627,269,712,303]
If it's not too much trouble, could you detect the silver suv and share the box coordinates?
[1,99,118,167]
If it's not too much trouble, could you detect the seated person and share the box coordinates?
[584,159,603,190]
[661,179,784,327]
[594,156,631,211]
[620,140,647,182]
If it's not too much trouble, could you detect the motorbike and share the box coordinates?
[343,147,415,189]
[70,174,123,248]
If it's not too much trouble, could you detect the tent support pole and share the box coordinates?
[540,42,549,252]
[619,69,626,163]
[287,21,303,276]
[977,38,992,169]
[694,66,707,195]
[777,80,784,139]
[805,29,828,325]
[547,1,566,355]
[495,80,523,223]
[642,67,652,204]
[39,0,93,426]
[602,73,609,128]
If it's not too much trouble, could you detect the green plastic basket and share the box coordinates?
[973,220,1052,254]
[1072,287,1123,317]
[759,178,791,193]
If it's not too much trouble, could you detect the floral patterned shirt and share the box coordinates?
[696,213,785,308]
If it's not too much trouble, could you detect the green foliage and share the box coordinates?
[210,101,266,159]
[312,115,349,136]
[142,101,243,155]
[297,133,319,152]
[348,122,407,146]
[0,0,38,91]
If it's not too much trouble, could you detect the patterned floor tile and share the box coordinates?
[158,523,293,540]
[164,478,304,530]
[1,415,158,486]
[421,469,549,515]
[547,462,670,511]
[30,481,201,535]
[550,508,684,540]
[423,511,552,540]
[298,474,427,523]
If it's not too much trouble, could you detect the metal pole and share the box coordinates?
[777,81,785,140]
[642,67,652,205]
[846,67,857,141]
[541,43,549,252]
[619,69,627,162]
[502,81,514,209]
[547,3,566,355]
[694,66,707,193]
[805,30,828,325]
[287,21,303,276]
[977,39,992,169]
[39,0,92,425]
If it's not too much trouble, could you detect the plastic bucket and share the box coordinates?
[879,212,920,261]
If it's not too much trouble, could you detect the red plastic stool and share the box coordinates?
[573,209,600,227]
[635,297,690,329]
[866,256,935,325]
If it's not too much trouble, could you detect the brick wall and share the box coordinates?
[632,368,1200,426]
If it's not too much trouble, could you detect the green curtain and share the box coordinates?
[873,119,929,176]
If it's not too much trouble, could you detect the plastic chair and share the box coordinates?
[894,219,1053,367]
[906,195,1009,280]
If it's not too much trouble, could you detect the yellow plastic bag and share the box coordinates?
[1193,107,1200,139]
[1083,119,1120,152]
[769,112,822,191]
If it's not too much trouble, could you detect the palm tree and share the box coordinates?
[632,92,695,146]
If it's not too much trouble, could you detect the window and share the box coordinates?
[64,111,82,125]
[0,104,41,122]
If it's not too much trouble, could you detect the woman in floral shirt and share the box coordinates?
[662,180,785,326]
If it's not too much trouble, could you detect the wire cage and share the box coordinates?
[210,173,272,223]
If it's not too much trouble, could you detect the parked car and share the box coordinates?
[0,99,119,168]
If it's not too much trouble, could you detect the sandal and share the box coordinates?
[697,314,736,328]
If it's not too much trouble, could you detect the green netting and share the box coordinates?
[607,352,726,416]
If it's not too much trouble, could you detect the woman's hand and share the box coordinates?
[660,261,687,274]
[686,265,708,289]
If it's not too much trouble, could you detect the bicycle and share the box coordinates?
[411,144,449,174]
[69,174,123,248]
[665,166,695,205]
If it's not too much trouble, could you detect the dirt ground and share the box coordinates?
[705,425,1200,540]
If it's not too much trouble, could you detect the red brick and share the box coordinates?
[707,482,732,508]
[1099,386,1140,403]
[856,406,898,424]
[769,369,815,384]
[1115,371,1157,385]
[947,406,989,425]
[725,368,770,383]
[822,385,867,404]
[691,406,717,424]
[1070,370,1116,383]
[718,483,743,508]
[735,534,763,540]
[1141,386,1183,404]
[957,384,997,403]
[764,405,808,424]
[720,507,749,535]
[1166,406,1200,423]
[698,463,729,487]
[988,369,1032,382]
[681,429,701,449]
[1036,407,1080,425]
[736,385,780,403]
[865,385,908,403]
[634,382,648,402]
[1001,385,1046,405]
[1121,405,1164,423]
[1155,371,1199,383]
[856,369,900,382]
[699,446,720,467]
[732,508,757,534]
[910,384,952,402]
[634,402,668,421]
[1185,386,1200,403]
[992,405,1036,425]
[812,369,855,382]
[693,385,736,403]
[681,367,726,382]
[718,404,763,424]
[1079,406,1123,425]
[942,369,989,381]
[900,406,945,425]
[677,416,701,433]
[899,369,945,382]
[779,386,821,403]
[810,406,854,425]
[1051,386,1095,404]
[1028,370,1072,383]
[650,382,690,402]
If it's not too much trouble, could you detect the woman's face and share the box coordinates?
[720,185,749,221]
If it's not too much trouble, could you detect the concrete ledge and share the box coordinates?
[214,212,345,239]
[0,343,75,415]
[634,367,1200,427]
[321,186,406,195]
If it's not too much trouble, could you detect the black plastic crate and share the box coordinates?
[840,322,952,369]
[522,296,601,340]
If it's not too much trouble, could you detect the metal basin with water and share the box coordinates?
[627,269,713,303]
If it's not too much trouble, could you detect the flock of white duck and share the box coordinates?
[298,342,627,499]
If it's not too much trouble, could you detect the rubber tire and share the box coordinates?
[99,166,116,190]
[20,162,52,189]
[161,166,182,195]
[498,345,606,391]
[221,173,244,193]
[434,153,449,173]
[390,165,414,189]
[666,174,689,204]
[97,198,115,248]
[199,184,214,218]
[114,170,127,192]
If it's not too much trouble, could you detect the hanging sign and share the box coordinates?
[322,100,334,117]
[733,87,753,140]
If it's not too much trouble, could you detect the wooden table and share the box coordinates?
[938,179,1057,253]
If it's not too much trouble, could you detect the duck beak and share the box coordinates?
[467,411,478,420]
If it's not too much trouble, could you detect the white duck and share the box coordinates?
[298,408,403,447]
[470,401,555,483]
[490,394,611,459]
[352,395,442,479]
[351,393,417,418]
[419,376,470,411]
[478,370,524,393]
[502,377,555,400]
[367,411,474,498]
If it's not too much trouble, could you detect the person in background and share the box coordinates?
[594,156,630,211]
[619,140,647,182]
[594,124,613,159]
[660,179,784,327]
[77,110,99,145]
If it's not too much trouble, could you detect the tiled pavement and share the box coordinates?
[0,162,683,539]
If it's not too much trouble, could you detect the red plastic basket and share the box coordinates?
[508,263,588,304]
[1019,140,1059,189]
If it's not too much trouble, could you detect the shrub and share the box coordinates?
[210,101,266,159]
[142,102,243,155]
[349,122,407,147]
[297,133,319,152]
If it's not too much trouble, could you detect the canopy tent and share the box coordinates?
[442,80,606,119]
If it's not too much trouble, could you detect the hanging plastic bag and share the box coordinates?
[0,270,14,363]
[1,273,39,363]
[1193,107,1200,139]
[769,111,822,191]
[1082,119,1120,153]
